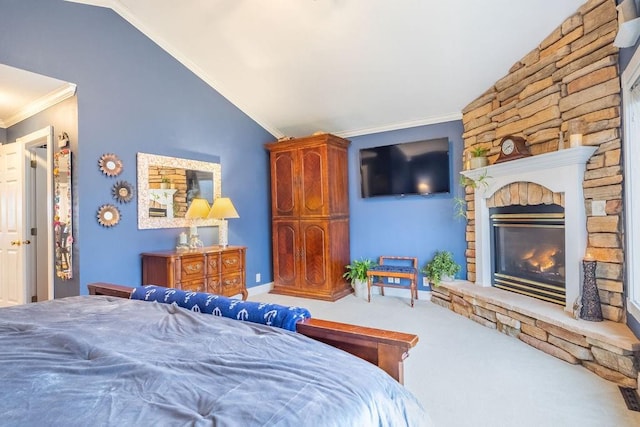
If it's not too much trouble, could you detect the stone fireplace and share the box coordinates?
[430,0,639,390]
[462,146,596,313]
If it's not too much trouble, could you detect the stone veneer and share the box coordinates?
[431,281,640,389]
[461,0,624,322]
[149,165,188,217]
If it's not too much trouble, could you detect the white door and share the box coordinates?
[0,142,27,307]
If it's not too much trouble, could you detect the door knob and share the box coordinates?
[10,240,21,246]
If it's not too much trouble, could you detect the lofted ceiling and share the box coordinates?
[7,1,586,138]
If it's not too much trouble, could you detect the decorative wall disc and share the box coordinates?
[99,153,123,177]
[112,180,134,203]
[97,204,121,227]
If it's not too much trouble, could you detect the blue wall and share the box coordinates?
[348,120,467,290]
[1,0,274,294]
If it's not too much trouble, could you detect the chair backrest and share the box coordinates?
[378,256,417,269]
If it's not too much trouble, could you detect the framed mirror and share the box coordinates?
[137,153,223,230]
[53,148,73,280]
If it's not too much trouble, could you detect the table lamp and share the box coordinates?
[207,197,239,247]
[185,198,211,249]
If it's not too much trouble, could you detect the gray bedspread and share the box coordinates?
[0,296,430,426]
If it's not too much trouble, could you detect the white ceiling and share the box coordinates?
[0,64,75,129]
[6,1,586,138]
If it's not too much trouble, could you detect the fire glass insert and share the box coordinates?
[491,204,565,305]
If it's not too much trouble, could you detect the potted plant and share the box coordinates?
[160,176,171,189]
[453,172,491,219]
[469,146,489,169]
[343,258,376,299]
[421,251,461,286]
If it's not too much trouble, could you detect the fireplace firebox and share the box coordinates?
[490,204,565,305]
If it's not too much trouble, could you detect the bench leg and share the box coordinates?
[410,280,414,307]
[367,276,371,303]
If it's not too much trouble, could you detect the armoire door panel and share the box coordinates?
[301,222,328,289]
[300,147,327,216]
[273,152,296,217]
[273,222,298,287]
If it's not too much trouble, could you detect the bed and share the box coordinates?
[0,283,430,426]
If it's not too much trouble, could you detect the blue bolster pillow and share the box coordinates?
[130,285,311,331]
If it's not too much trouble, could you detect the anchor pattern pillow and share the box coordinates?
[130,285,311,331]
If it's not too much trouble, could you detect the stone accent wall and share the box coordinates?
[461,0,624,321]
[432,284,639,389]
[485,182,564,209]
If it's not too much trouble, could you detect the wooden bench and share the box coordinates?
[366,256,418,307]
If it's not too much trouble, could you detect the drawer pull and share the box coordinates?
[224,258,238,266]
[224,278,239,286]
[185,264,202,273]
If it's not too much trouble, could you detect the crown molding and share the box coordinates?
[0,83,77,128]
[336,111,463,138]
[64,0,112,7]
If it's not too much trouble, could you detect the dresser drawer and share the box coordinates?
[220,272,243,297]
[207,277,221,295]
[207,253,220,275]
[180,280,206,293]
[179,255,205,281]
[221,251,243,274]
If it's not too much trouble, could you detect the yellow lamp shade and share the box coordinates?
[208,197,239,219]
[185,198,211,219]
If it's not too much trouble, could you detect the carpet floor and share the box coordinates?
[250,291,640,427]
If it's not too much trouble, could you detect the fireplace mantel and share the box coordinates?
[461,146,597,313]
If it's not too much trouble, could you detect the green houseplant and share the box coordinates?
[469,146,489,169]
[421,251,461,286]
[453,171,491,219]
[343,258,376,298]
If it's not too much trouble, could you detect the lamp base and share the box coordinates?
[217,219,229,247]
[189,235,204,250]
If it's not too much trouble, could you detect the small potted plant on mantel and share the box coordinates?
[469,146,490,169]
[421,250,461,287]
[343,258,376,299]
[160,176,171,189]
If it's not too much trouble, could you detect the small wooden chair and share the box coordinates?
[366,256,418,307]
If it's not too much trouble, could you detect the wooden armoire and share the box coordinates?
[265,133,352,301]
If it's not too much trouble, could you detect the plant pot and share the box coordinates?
[353,279,368,299]
[160,183,169,189]
[441,274,455,282]
[470,156,488,169]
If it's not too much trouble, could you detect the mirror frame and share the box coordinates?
[54,147,73,280]
[137,152,223,231]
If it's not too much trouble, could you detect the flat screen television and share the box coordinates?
[359,137,450,198]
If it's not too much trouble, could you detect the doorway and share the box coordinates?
[0,127,54,306]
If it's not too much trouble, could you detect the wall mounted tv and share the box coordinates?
[359,137,450,198]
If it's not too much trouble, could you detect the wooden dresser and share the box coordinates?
[141,246,247,300]
[265,133,351,301]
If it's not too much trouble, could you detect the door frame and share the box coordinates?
[622,48,640,321]
[16,126,54,301]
